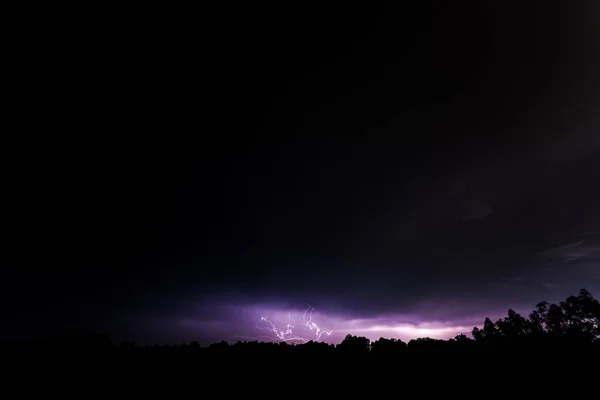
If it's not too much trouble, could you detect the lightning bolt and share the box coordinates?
[301,306,332,341]
[240,305,332,343]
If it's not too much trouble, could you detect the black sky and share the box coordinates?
[2,1,599,344]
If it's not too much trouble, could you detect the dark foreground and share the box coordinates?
[4,290,599,392]
[3,287,599,382]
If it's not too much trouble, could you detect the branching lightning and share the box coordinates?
[239,305,332,343]
[301,305,332,341]
[256,314,308,342]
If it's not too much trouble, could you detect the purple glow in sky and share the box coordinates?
[235,306,333,343]
[110,270,600,346]
[164,300,520,346]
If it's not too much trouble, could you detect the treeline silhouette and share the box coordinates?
[5,289,600,356]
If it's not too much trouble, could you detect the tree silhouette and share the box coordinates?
[371,337,408,354]
[529,301,549,335]
[496,309,529,337]
[337,334,370,355]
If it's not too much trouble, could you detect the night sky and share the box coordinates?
[3,1,599,345]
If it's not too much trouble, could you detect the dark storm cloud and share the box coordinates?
[7,1,598,347]
[104,116,598,345]
[462,200,493,221]
[537,241,600,263]
[119,289,537,345]
[107,228,600,345]
[492,232,600,298]
[121,2,599,345]
[203,1,600,327]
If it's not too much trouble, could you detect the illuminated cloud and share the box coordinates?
[165,302,502,345]
[537,240,600,264]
